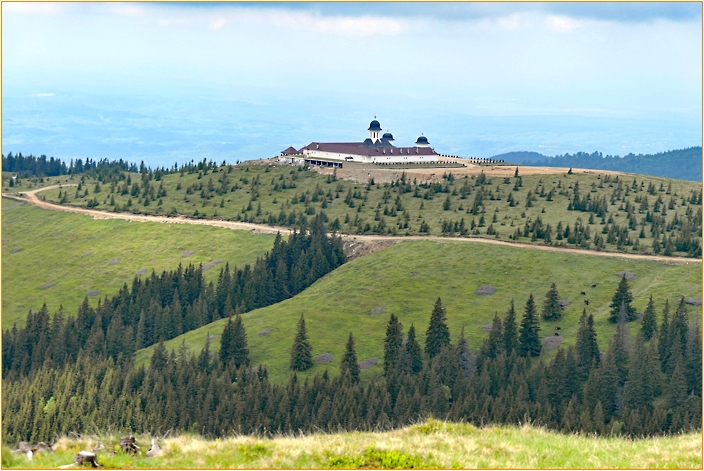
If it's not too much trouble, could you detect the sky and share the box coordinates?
[2,2,702,166]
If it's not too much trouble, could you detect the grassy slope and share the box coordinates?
[136,240,702,384]
[1,197,277,329]
[3,421,701,469]
[33,164,702,258]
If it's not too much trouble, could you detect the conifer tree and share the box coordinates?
[230,314,250,368]
[668,357,687,412]
[611,305,630,384]
[405,323,423,374]
[503,299,518,354]
[518,294,541,357]
[658,299,671,371]
[383,314,403,375]
[668,297,689,360]
[219,317,234,365]
[576,309,600,375]
[340,332,360,384]
[541,283,562,321]
[686,323,702,396]
[609,275,636,322]
[641,295,657,341]
[290,314,313,371]
[425,298,451,359]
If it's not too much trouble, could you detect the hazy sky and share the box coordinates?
[2,2,702,165]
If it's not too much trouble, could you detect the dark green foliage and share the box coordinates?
[541,283,562,321]
[404,324,423,374]
[424,298,451,360]
[2,216,344,377]
[518,294,541,357]
[576,309,600,375]
[290,314,313,371]
[524,147,702,182]
[384,314,404,376]
[502,299,518,355]
[658,299,671,371]
[220,315,249,368]
[641,295,657,341]
[609,275,636,323]
[686,323,702,396]
[340,333,360,384]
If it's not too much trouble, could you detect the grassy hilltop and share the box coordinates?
[136,240,702,384]
[2,420,701,469]
[1,197,277,329]
[33,162,702,258]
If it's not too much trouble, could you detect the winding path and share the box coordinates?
[4,185,700,265]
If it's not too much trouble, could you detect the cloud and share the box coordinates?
[208,2,701,24]
[547,15,580,33]
[3,2,67,15]
[234,8,406,36]
[210,18,227,30]
[109,4,146,17]
[498,13,522,30]
[32,93,54,97]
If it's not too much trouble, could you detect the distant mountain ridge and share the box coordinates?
[490,147,702,181]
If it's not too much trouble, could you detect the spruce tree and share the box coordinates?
[641,295,657,341]
[518,294,541,357]
[219,317,234,365]
[576,309,600,374]
[425,297,451,359]
[405,323,423,374]
[609,275,636,322]
[383,314,403,375]
[503,299,518,354]
[230,314,250,368]
[686,323,702,396]
[290,314,313,371]
[669,297,689,360]
[340,332,360,384]
[658,299,671,371]
[541,283,562,321]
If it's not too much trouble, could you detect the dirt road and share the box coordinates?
[4,185,700,265]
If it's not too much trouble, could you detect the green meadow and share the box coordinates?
[1,197,277,329]
[34,163,702,257]
[3,420,700,469]
[136,239,702,384]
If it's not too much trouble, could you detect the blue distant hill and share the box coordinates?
[491,147,702,182]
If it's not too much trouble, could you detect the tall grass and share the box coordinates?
[4,421,701,469]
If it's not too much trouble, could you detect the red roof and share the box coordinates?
[301,142,437,157]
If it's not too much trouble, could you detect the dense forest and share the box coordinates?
[521,147,703,182]
[1,213,344,377]
[2,267,701,442]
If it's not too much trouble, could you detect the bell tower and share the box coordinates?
[368,117,382,143]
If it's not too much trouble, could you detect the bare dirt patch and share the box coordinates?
[181,251,196,257]
[135,268,148,275]
[543,335,563,349]
[39,282,56,290]
[81,251,92,257]
[558,300,571,308]
[108,259,121,266]
[475,285,497,295]
[10,248,23,254]
[344,239,398,260]
[409,272,417,278]
[370,307,385,315]
[207,335,218,341]
[256,329,271,337]
[482,323,494,332]
[315,352,334,363]
[87,290,101,297]
[359,358,378,370]
[202,259,223,272]
[615,272,636,280]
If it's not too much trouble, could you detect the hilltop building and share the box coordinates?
[282,119,439,166]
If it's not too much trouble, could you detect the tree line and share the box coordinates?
[1,214,344,378]
[2,278,700,444]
